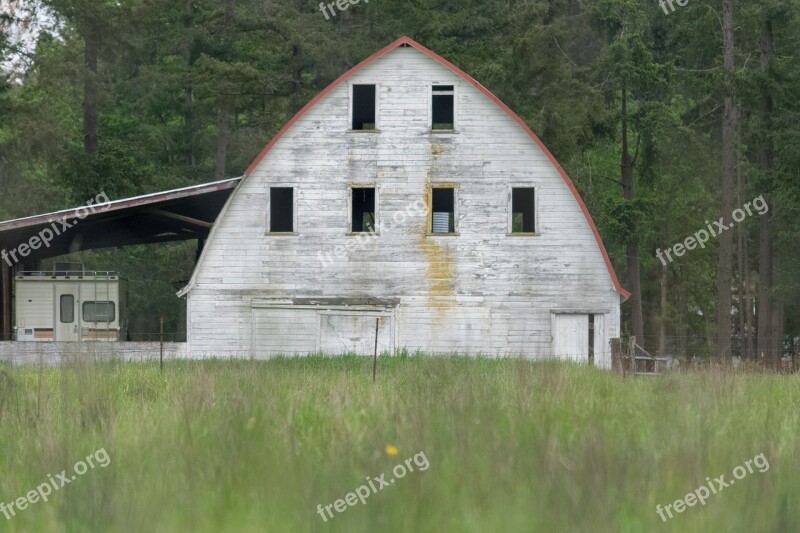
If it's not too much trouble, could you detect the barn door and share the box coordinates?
[319,313,393,355]
[55,285,80,342]
[552,313,590,362]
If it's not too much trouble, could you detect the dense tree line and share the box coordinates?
[0,0,797,354]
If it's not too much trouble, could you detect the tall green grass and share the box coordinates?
[0,356,796,532]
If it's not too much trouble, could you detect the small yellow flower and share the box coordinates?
[385,445,399,456]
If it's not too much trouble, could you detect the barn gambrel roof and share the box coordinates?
[243,36,629,299]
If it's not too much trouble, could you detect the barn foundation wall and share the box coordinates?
[0,342,187,366]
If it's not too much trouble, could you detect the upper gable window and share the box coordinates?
[511,187,536,234]
[352,84,377,131]
[432,85,455,130]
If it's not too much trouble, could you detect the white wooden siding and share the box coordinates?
[252,308,318,356]
[319,313,393,355]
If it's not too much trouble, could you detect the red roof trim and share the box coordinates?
[244,37,629,299]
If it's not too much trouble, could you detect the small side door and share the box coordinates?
[552,313,590,362]
[55,285,79,341]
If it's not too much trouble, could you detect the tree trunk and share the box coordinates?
[83,25,98,157]
[214,0,235,180]
[743,238,754,358]
[215,97,230,179]
[736,116,753,359]
[183,0,194,169]
[757,19,774,362]
[658,263,667,357]
[717,0,737,358]
[620,85,644,344]
[770,252,784,364]
[757,211,772,359]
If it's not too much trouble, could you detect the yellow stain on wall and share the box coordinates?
[418,178,455,322]
[420,238,455,300]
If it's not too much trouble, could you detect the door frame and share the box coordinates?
[550,309,609,364]
[54,284,80,342]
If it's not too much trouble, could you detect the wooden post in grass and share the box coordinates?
[160,316,164,373]
[372,318,379,382]
[611,338,622,374]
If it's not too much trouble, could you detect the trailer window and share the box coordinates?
[60,295,74,324]
[83,301,116,322]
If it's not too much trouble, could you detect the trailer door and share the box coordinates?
[55,285,79,341]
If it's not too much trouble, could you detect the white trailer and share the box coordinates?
[14,264,125,342]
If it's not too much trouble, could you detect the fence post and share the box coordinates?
[629,336,637,375]
[611,338,622,374]
[372,318,379,382]
[160,316,164,373]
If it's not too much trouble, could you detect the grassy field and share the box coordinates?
[0,356,797,532]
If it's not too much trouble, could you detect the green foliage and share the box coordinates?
[0,0,798,345]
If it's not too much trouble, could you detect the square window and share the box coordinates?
[432,85,454,130]
[351,188,376,233]
[352,84,376,130]
[83,301,116,322]
[512,188,535,233]
[269,187,294,233]
[431,188,456,233]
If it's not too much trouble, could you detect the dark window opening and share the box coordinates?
[270,187,294,233]
[83,301,116,322]
[512,188,536,233]
[352,85,376,130]
[432,85,454,130]
[351,188,376,233]
[588,314,595,365]
[60,295,74,324]
[431,188,455,233]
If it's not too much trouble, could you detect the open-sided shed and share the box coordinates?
[0,178,241,340]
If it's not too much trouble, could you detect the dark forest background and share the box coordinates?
[1,0,798,356]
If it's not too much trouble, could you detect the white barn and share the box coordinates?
[178,37,629,367]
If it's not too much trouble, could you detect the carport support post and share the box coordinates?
[1,260,10,341]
